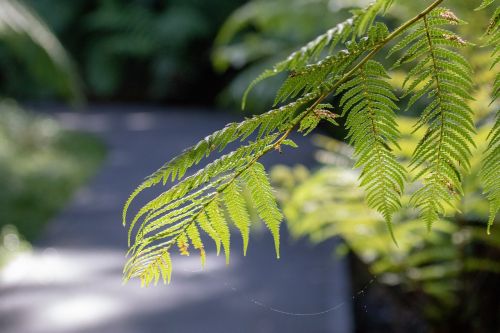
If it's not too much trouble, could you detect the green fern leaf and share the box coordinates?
[223,181,251,255]
[176,232,190,256]
[243,162,283,258]
[123,135,280,284]
[186,223,206,266]
[126,135,277,246]
[337,60,406,241]
[206,199,231,264]
[197,211,221,255]
[392,8,476,228]
[480,6,500,233]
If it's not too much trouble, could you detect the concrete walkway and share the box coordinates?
[0,107,353,333]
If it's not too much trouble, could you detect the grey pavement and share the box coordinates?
[0,106,353,333]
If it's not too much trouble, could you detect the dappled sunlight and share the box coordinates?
[0,248,120,286]
[0,246,230,287]
[37,295,124,331]
[0,244,237,332]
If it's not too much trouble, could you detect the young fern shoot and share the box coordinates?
[122,0,498,286]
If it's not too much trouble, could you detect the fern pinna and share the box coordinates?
[390,8,476,229]
[123,0,499,286]
[336,60,406,241]
[478,1,499,233]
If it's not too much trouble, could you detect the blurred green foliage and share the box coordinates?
[213,0,357,111]
[0,0,245,103]
[0,0,82,102]
[0,100,106,241]
[272,115,500,330]
[213,0,495,112]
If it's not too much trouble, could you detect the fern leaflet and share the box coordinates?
[479,4,500,233]
[243,162,283,258]
[274,23,390,106]
[391,8,476,228]
[337,60,406,241]
[223,181,251,255]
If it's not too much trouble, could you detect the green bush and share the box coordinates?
[0,0,81,102]
[3,0,246,102]
[0,101,105,241]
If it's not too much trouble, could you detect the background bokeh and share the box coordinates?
[0,0,498,332]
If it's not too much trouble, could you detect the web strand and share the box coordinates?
[183,267,376,317]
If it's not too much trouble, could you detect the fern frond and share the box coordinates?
[127,135,277,244]
[186,223,206,266]
[392,8,476,228]
[242,0,395,108]
[123,0,455,285]
[337,60,406,241]
[124,135,273,285]
[124,125,295,285]
[206,199,231,264]
[480,5,500,234]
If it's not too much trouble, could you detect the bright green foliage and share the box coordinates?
[123,0,499,286]
[122,97,308,227]
[242,0,395,109]
[337,60,406,241]
[274,23,389,106]
[123,134,289,285]
[223,182,251,255]
[123,135,274,284]
[273,127,500,324]
[242,162,283,258]
[479,4,500,233]
[390,8,476,229]
[206,200,231,264]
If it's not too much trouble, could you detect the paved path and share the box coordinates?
[0,107,353,333]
